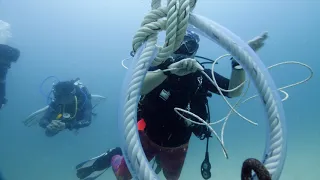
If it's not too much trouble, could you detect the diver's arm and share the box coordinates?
[204,69,230,97]
[39,105,54,129]
[45,129,59,137]
[38,103,60,137]
[140,57,199,95]
[140,70,168,95]
[226,32,268,97]
[227,33,266,98]
[227,66,245,98]
[67,100,92,130]
[39,111,51,129]
[204,66,245,98]
[40,107,60,137]
[204,32,267,97]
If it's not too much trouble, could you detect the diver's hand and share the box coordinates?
[229,32,268,70]
[248,31,268,52]
[167,58,203,76]
[46,120,66,132]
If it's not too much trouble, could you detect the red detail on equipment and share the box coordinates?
[137,118,146,131]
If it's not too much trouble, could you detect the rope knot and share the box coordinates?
[132,0,197,66]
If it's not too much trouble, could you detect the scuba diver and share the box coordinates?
[75,30,268,180]
[38,78,93,137]
[0,44,20,110]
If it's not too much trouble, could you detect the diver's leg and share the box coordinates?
[111,131,157,180]
[92,147,122,170]
[76,147,122,179]
[158,144,189,180]
[111,155,132,180]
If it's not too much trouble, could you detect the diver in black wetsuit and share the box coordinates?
[75,31,269,180]
[38,79,93,137]
[0,44,20,110]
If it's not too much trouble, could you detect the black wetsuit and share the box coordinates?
[139,68,230,147]
[0,44,20,109]
[76,67,231,178]
[39,85,92,137]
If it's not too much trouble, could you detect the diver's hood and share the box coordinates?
[53,81,76,98]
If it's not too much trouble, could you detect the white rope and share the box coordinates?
[189,13,287,180]
[121,30,312,180]
[121,1,195,179]
[164,55,312,154]
[174,107,229,158]
[241,61,313,103]
[210,55,313,127]
[151,0,161,10]
[121,57,130,69]
[135,56,312,128]
[151,0,197,11]
[121,0,302,178]
[132,0,187,66]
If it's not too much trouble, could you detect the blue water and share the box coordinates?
[0,0,318,180]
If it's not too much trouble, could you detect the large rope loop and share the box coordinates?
[122,1,199,179]
[132,0,194,67]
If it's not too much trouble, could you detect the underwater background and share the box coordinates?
[0,0,319,179]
